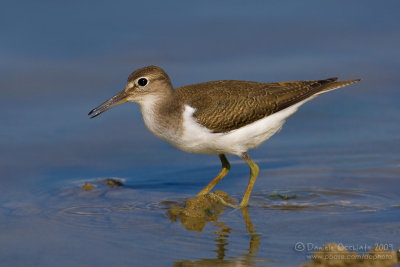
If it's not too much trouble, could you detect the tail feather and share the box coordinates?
[317,78,361,95]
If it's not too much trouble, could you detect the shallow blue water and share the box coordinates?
[1,1,400,266]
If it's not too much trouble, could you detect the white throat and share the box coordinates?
[138,95,181,145]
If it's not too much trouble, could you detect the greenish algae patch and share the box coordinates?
[80,178,124,192]
[102,178,124,188]
[81,183,96,192]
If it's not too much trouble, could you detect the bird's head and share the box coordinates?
[88,65,172,118]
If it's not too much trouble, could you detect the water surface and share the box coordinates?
[1,1,400,266]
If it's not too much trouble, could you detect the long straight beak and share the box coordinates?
[88,90,129,118]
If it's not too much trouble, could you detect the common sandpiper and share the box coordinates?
[88,66,360,208]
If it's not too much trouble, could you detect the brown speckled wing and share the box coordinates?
[175,78,341,133]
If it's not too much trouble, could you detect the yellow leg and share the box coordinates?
[197,154,230,196]
[239,152,259,208]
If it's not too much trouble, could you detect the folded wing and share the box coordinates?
[176,78,359,133]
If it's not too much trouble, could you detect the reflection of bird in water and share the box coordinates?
[89,66,360,208]
[167,193,265,266]
[167,191,235,232]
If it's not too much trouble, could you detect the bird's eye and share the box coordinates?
[138,78,148,86]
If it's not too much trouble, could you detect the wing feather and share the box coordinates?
[174,78,353,133]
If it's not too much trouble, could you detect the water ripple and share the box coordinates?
[251,187,390,212]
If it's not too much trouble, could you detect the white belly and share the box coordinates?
[173,97,316,156]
